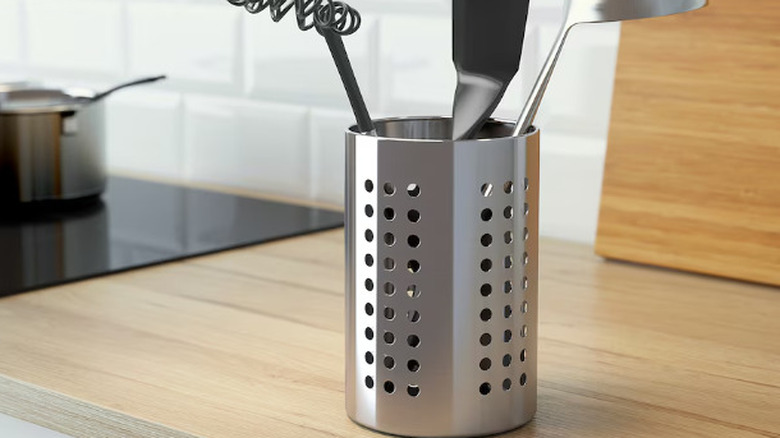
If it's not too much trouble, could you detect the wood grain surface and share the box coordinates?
[596,0,780,285]
[0,230,778,437]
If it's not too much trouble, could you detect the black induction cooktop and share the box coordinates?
[0,177,344,298]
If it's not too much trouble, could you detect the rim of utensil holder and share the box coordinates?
[348,116,537,143]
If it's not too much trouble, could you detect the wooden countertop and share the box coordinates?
[0,230,778,438]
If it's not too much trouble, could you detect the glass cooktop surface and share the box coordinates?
[0,177,343,298]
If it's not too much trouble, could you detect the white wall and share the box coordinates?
[0,0,620,244]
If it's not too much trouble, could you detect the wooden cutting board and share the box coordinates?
[595,0,780,286]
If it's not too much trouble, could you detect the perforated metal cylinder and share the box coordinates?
[345,117,539,437]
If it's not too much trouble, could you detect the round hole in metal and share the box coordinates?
[365,303,374,316]
[481,208,493,221]
[480,259,492,272]
[481,233,493,247]
[520,349,527,362]
[523,252,529,265]
[365,205,374,217]
[384,207,396,221]
[384,356,395,369]
[365,279,374,291]
[504,181,514,194]
[408,260,421,273]
[407,209,421,223]
[365,352,374,364]
[407,184,421,197]
[523,277,529,290]
[365,254,374,267]
[504,255,513,269]
[479,382,491,395]
[408,235,421,248]
[520,373,528,386]
[524,227,530,241]
[365,376,374,389]
[504,206,514,219]
[365,180,374,193]
[408,360,420,372]
[504,305,512,318]
[365,328,374,340]
[384,331,395,344]
[407,335,421,348]
[504,330,512,342]
[524,177,529,191]
[407,385,420,397]
[522,301,529,313]
[384,233,396,246]
[521,325,528,338]
[407,310,421,323]
[479,358,491,371]
[384,282,396,296]
[504,281,513,294]
[503,354,512,367]
[365,229,374,242]
[480,283,492,297]
[384,258,396,271]
[407,285,421,299]
[503,378,512,391]
[384,381,395,393]
[480,333,491,346]
[481,183,494,197]
[505,231,514,244]
[384,307,395,320]
[383,183,396,196]
[480,308,492,321]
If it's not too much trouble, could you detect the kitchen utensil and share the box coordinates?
[0,77,166,204]
[451,0,530,140]
[346,116,540,437]
[597,0,780,286]
[227,0,374,133]
[89,75,167,103]
[512,0,708,136]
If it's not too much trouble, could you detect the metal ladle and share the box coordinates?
[512,0,707,136]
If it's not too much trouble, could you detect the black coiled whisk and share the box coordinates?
[226,0,374,132]
[227,0,362,36]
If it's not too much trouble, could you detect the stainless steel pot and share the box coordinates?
[0,76,165,205]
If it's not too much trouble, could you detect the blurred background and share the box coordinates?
[0,0,620,244]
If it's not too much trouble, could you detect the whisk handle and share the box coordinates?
[322,29,375,133]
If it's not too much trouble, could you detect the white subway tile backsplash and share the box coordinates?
[127,1,241,89]
[539,132,607,244]
[378,15,454,116]
[309,109,354,205]
[0,0,621,243]
[106,89,183,178]
[184,96,310,198]
[535,23,621,140]
[0,0,22,64]
[247,14,377,111]
[25,0,122,73]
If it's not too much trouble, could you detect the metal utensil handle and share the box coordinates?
[512,24,571,137]
[322,30,375,133]
[90,75,167,103]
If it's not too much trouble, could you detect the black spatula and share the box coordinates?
[451,0,530,140]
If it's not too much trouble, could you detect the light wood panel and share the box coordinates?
[0,230,778,437]
[596,0,780,285]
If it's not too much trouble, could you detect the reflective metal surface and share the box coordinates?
[513,0,708,136]
[0,177,344,297]
[346,117,539,437]
[0,100,107,203]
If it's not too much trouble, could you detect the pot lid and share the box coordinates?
[0,88,96,114]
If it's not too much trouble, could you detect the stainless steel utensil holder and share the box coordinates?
[345,117,539,437]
